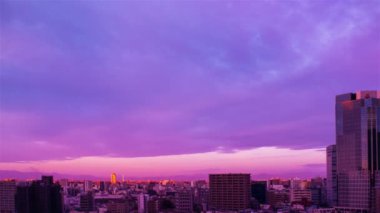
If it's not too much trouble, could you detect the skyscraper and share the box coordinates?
[0,179,16,213]
[209,173,251,211]
[15,176,63,213]
[334,91,380,212]
[326,144,337,207]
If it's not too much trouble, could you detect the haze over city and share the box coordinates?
[1,0,379,180]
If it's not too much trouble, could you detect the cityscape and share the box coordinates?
[0,90,379,213]
[1,0,380,213]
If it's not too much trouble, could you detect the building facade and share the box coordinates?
[175,189,193,213]
[80,191,95,211]
[0,180,16,213]
[326,144,337,207]
[209,173,251,211]
[15,176,63,213]
[335,91,380,212]
[251,180,267,204]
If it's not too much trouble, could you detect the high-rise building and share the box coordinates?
[326,144,337,207]
[334,91,380,212]
[0,179,16,213]
[15,176,63,213]
[251,180,267,204]
[175,189,193,213]
[111,173,117,184]
[80,191,94,211]
[209,173,251,211]
[15,183,30,213]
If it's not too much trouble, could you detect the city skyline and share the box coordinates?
[1,1,380,179]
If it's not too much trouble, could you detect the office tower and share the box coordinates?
[251,180,267,204]
[326,144,337,207]
[15,184,30,213]
[111,173,117,184]
[15,176,63,213]
[0,179,16,213]
[335,91,380,212]
[80,192,94,211]
[175,189,193,213]
[209,173,251,211]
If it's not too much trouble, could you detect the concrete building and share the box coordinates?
[0,179,16,213]
[209,173,251,211]
[80,192,94,211]
[326,144,337,207]
[175,189,193,213]
[107,201,129,213]
[290,189,312,203]
[266,190,290,208]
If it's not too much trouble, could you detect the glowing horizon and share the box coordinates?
[0,147,325,180]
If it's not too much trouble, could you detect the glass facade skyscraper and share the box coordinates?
[335,91,380,212]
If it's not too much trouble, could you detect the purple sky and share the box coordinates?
[0,0,379,177]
